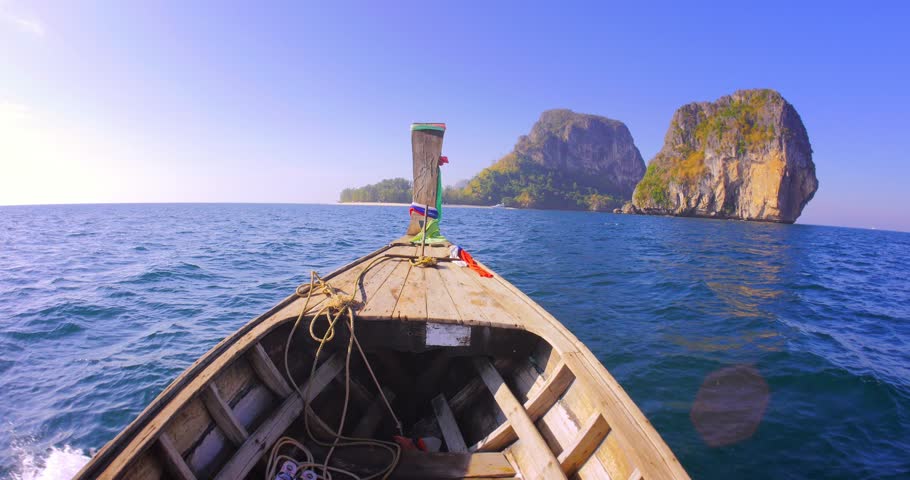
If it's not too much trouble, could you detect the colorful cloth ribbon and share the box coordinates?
[409,203,439,219]
[448,245,493,278]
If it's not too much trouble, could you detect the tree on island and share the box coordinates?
[339,178,412,203]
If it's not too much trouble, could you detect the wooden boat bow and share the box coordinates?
[75,123,689,480]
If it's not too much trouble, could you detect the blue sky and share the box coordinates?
[1,1,908,231]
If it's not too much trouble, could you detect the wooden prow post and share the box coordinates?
[407,123,446,235]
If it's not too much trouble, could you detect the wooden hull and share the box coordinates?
[76,241,689,480]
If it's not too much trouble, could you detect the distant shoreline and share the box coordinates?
[337,202,494,209]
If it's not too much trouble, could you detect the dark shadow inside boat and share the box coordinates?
[231,318,548,479]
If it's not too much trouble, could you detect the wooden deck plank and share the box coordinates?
[157,433,196,480]
[214,353,344,480]
[432,394,468,453]
[426,265,463,322]
[200,383,249,446]
[268,244,414,324]
[473,358,566,479]
[444,263,533,330]
[434,263,496,326]
[393,261,429,321]
[558,414,611,476]
[353,253,402,309]
[247,343,293,398]
[358,256,414,319]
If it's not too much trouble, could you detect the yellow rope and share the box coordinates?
[408,256,437,268]
[278,255,403,480]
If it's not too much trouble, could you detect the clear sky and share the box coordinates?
[1,1,908,231]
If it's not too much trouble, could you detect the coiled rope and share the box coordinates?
[269,255,404,480]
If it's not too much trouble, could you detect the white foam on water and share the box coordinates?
[13,445,90,480]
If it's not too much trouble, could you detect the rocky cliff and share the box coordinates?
[513,109,647,198]
[631,89,817,223]
[447,109,646,210]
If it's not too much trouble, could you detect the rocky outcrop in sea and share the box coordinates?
[514,109,646,200]
[448,109,646,210]
[631,89,817,223]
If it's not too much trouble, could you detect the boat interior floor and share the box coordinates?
[139,319,634,480]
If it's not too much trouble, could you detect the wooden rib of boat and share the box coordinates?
[76,123,689,480]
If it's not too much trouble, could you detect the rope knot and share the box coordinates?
[409,256,437,268]
[325,293,359,312]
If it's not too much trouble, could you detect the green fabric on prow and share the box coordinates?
[411,166,448,244]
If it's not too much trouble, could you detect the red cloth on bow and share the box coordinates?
[458,249,493,278]
[438,156,449,166]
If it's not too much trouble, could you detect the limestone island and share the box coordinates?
[627,89,818,223]
[341,109,646,212]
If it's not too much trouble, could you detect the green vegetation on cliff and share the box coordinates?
[632,88,817,223]
[633,163,670,207]
[443,154,621,211]
[635,89,784,207]
[339,178,411,203]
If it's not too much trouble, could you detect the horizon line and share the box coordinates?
[1,201,906,234]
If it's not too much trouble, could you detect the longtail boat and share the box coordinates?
[76,124,689,480]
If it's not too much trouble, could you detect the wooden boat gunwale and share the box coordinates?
[75,244,394,479]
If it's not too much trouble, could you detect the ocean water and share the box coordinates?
[0,203,908,479]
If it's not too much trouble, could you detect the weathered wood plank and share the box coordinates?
[407,125,444,235]
[525,361,575,420]
[351,386,397,438]
[434,263,495,326]
[211,357,256,405]
[473,358,566,479]
[200,383,248,446]
[358,257,413,319]
[119,453,164,480]
[274,245,414,322]
[247,343,292,397]
[558,414,611,476]
[157,432,196,480]
[353,253,402,309]
[426,265,462,322]
[450,358,514,416]
[393,260,428,321]
[449,378,486,415]
[162,397,211,458]
[473,360,575,452]
[394,451,515,479]
[432,394,468,453]
[214,353,344,480]
[328,448,514,479]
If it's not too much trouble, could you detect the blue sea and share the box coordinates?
[1,204,908,479]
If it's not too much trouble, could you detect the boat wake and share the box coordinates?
[12,445,90,480]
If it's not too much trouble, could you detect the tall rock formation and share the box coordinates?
[631,89,817,223]
[449,109,646,210]
[513,109,646,199]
